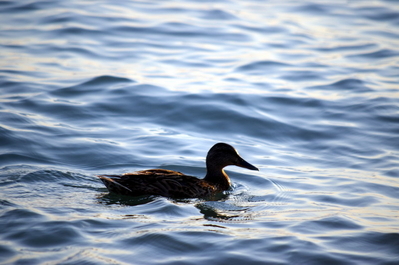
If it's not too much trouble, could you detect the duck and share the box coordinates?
[97,142,258,198]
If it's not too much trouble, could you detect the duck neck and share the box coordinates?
[204,164,231,191]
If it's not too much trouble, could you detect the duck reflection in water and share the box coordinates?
[98,143,258,199]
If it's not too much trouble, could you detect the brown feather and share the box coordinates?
[97,143,258,198]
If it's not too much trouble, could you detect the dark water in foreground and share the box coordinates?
[1,1,399,264]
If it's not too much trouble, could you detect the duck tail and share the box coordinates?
[97,175,133,193]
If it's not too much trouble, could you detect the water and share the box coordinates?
[1,0,399,264]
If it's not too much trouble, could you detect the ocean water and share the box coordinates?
[1,0,399,264]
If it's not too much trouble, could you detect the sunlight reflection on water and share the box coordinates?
[1,0,399,264]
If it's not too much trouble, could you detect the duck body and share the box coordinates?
[99,169,217,198]
[98,143,258,199]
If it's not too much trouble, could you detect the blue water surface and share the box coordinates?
[1,0,399,264]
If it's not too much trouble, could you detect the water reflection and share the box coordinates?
[1,0,399,264]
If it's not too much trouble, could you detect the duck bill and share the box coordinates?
[237,157,259,171]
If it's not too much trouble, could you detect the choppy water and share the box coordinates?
[1,0,399,264]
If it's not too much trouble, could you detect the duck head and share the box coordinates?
[206,143,258,171]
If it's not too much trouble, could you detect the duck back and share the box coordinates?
[98,169,217,198]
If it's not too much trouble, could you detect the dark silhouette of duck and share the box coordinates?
[98,143,258,198]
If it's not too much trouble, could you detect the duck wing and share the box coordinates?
[98,169,216,198]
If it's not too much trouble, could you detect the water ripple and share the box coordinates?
[1,0,399,264]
